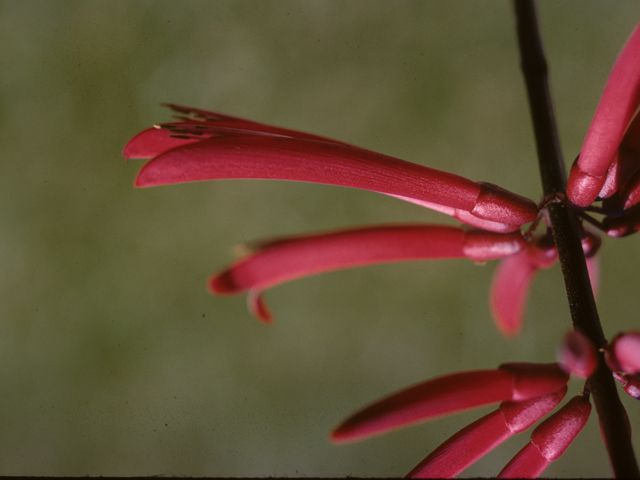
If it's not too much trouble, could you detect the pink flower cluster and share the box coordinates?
[123,17,640,479]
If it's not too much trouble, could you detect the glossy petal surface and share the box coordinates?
[406,387,566,478]
[135,135,484,211]
[133,132,537,227]
[210,225,526,322]
[568,21,640,206]
[331,363,568,443]
[499,395,591,478]
[489,236,557,337]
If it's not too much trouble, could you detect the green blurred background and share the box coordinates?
[1,0,640,476]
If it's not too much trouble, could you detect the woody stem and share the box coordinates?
[513,0,639,477]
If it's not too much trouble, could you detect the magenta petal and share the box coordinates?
[331,369,514,444]
[499,395,591,478]
[598,110,640,199]
[128,105,538,225]
[498,442,549,479]
[209,225,526,321]
[490,236,557,337]
[210,225,465,322]
[406,387,566,479]
[136,135,481,208]
[135,135,537,225]
[123,127,201,159]
[567,21,640,207]
[161,103,353,144]
[210,225,466,295]
[530,395,591,461]
[406,410,511,479]
[330,363,568,444]
[490,250,537,337]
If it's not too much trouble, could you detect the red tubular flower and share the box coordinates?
[597,110,640,202]
[124,104,547,330]
[489,229,601,337]
[125,105,537,232]
[405,386,567,479]
[489,233,558,337]
[210,225,526,323]
[497,395,592,478]
[567,21,640,208]
[121,10,640,477]
[330,362,569,444]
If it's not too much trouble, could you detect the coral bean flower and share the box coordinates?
[121,8,640,477]
[329,361,580,478]
[567,21,640,210]
[497,395,592,478]
[124,104,569,332]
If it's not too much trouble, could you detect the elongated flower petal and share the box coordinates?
[209,225,526,323]
[124,105,353,160]
[123,127,201,159]
[406,387,567,479]
[162,103,352,144]
[598,109,640,200]
[498,395,591,478]
[125,105,538,229]
[567,21,640,207]
[489,234,557,337]
[330,363,568,444]
[134,135,537,227]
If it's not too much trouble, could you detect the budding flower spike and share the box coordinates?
[330,362,569,444]
[405,387,567,478]
[567,21,640,208]
[497,395,592,478]
[122,4,640,476]
[124,104,544,330]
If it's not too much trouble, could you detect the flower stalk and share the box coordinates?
[513,1,639,476]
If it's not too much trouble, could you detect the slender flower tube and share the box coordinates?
[405,386,567,479]
[567,21,640,207]
[125,106,537,231]
[497,395,592,478]
[489,233,558,337]
[490,230,601,337]
[330,363,569,444]
[210,225,526,323]
[598,110,640,201]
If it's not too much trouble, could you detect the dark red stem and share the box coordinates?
[513,0,639,477]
